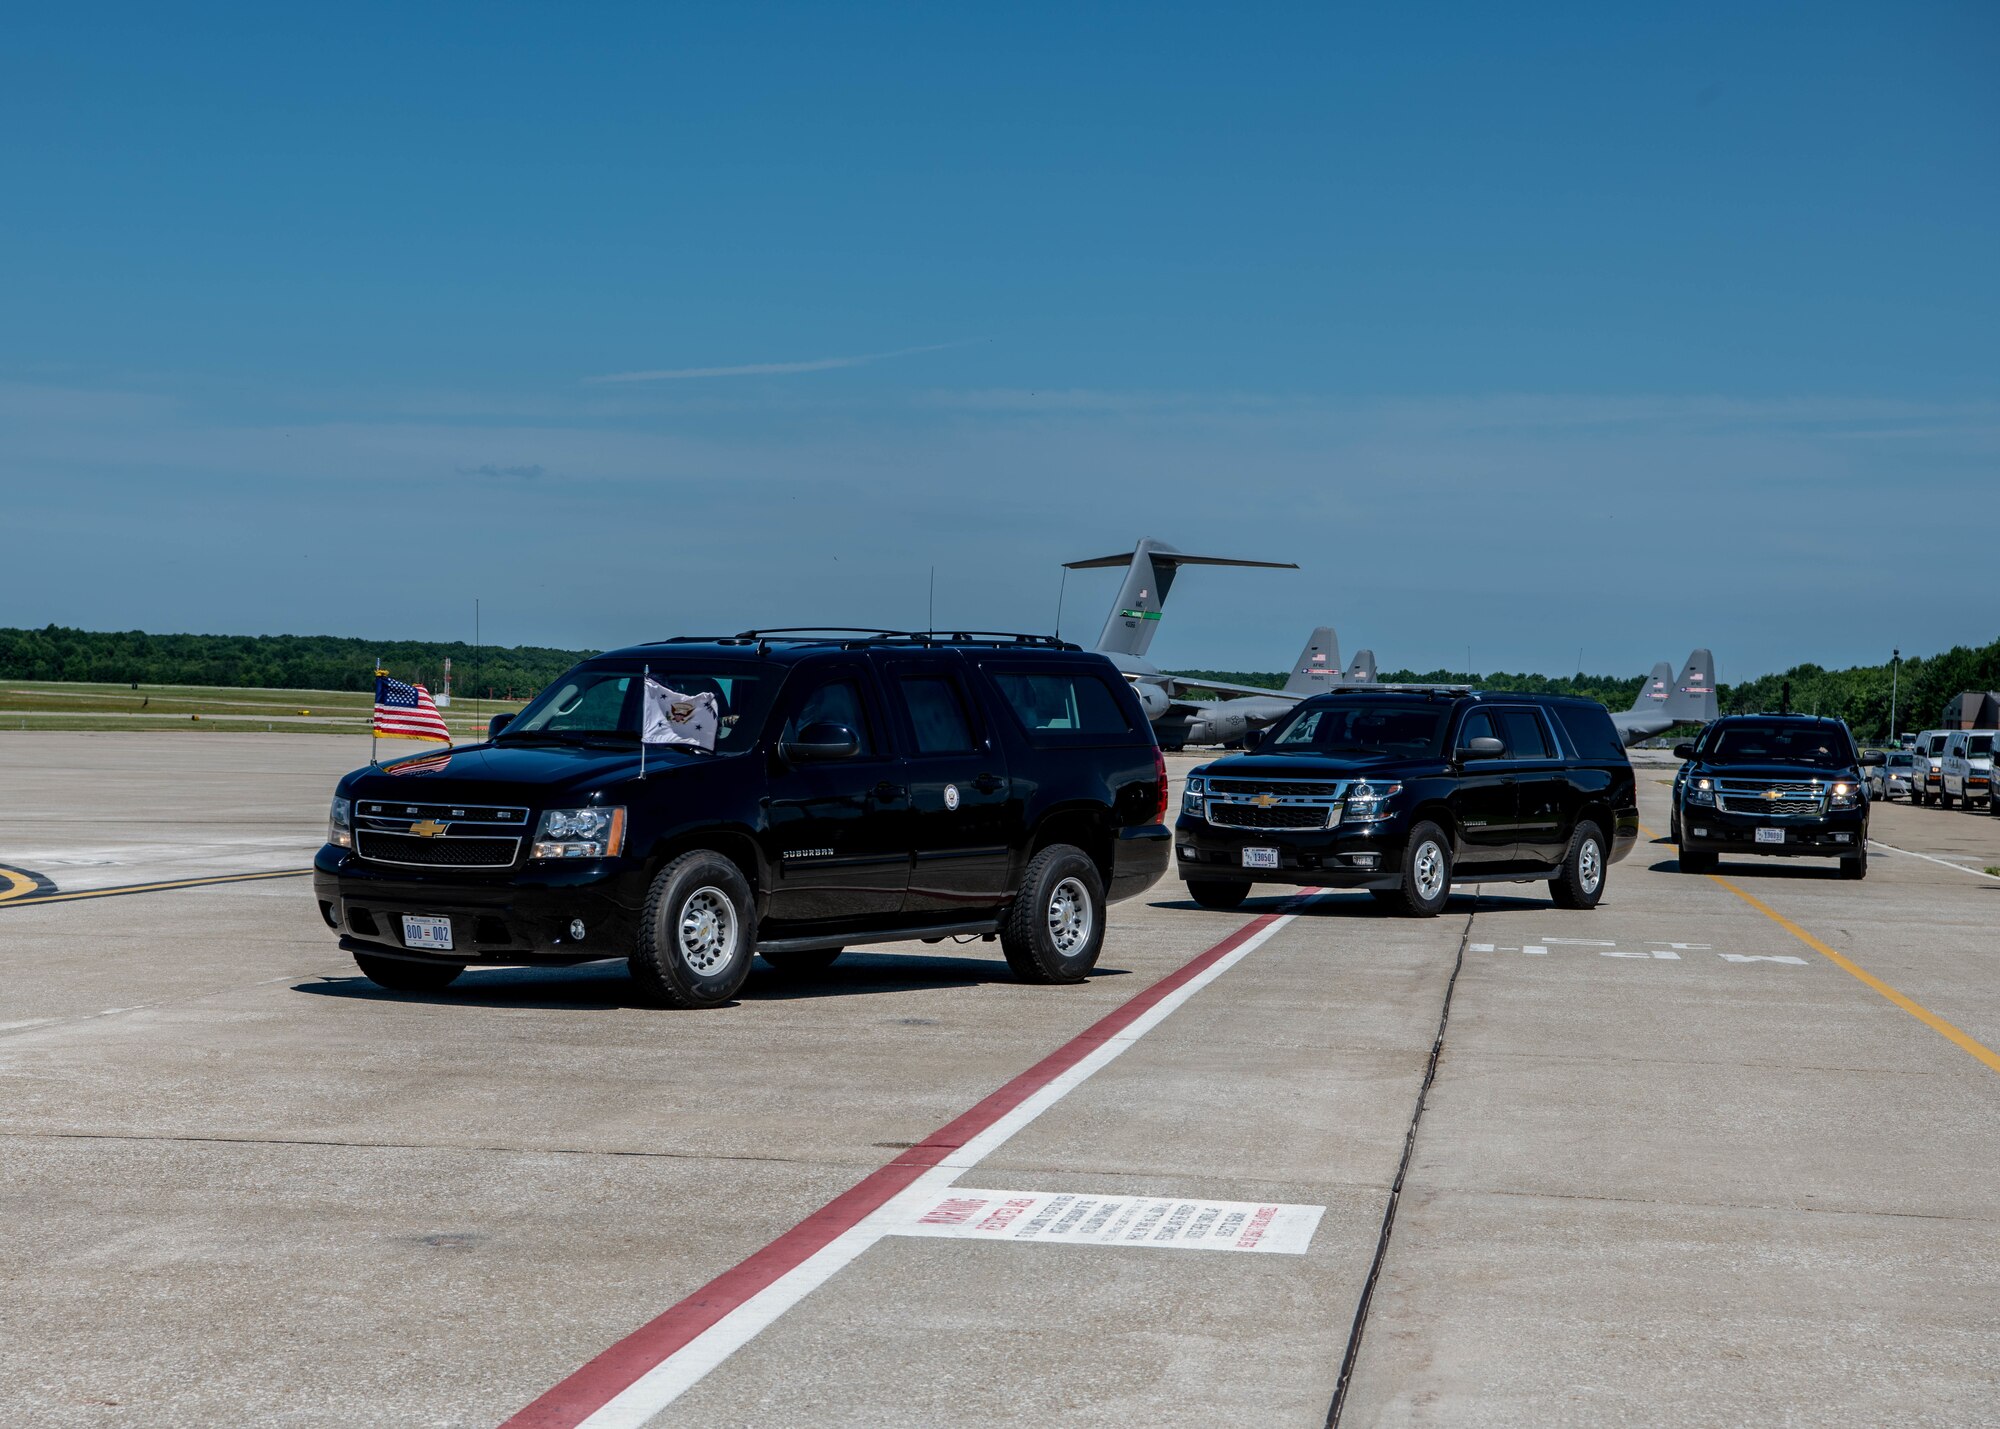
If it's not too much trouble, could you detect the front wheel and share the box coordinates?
[1940,791,1955,809]
[1840,848,1868,880]
[1386,821,1452,917]
[630,850,756,1008]
[1000,844,1107,983]
[353,951,464,992]
[1187,879,1251,911]
[1549,820,1607,909]
[1678,843,1717,874]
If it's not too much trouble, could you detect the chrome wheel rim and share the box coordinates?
[677,886,738,976]
[1580,838,1603,895]
[1413,839,1446,901]
[1047,876,1092,956]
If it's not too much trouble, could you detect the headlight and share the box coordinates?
[1829,781,1860,808]
[1344,781,1402,822]
[1686,776,1714,807]
[532,807,627,859]
[1182,774,1207,817]
[328,795,352,848]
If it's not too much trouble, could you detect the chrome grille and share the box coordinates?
[1203,777,1345,831]
[1715,779,1826,817]
[354,800,530,869]
[1209,779,1344,798]
[1208,803,1335,831]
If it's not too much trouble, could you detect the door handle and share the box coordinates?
[973,773,1002,794]
[872,781,906,803]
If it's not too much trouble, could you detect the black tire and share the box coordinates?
[1000,844,1107,983]
[1669,811,1679,842]
[630,850,756,1009]
[1549,819,1607,910]
[1387,820,1451,917]
[1940,791,1955,809]
[1678,843,1718,874]
[1186,879,1251,911]
[1840,848,1868,880]
[760,948,842,975]
[353,951,463,992]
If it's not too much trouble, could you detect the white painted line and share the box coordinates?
[573,905,1315,1429]
[1869,839,2000,881]
[1718,953,1808,965]
[894,1188,1324,1255]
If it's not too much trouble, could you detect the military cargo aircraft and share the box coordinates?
[1610,649,1717,745]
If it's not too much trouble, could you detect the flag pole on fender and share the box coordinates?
[370,656,383,767]
[640,665,648,781]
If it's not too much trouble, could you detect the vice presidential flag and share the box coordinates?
[642,678,719,750]
[374,675,452,743]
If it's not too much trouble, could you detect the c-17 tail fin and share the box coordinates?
[1065,536,1297,659]
[1282,627,1341,695]
[1630,662,1673,713]
[1664,649,1717,723]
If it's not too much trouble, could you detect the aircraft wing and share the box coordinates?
[1168,677,1305,701]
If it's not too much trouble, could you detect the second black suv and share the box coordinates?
[314,632,1169,1007]
[1671,714,1876,878]
[1173,689,1639,915]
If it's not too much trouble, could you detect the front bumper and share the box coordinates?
[1172,814,1401,888]
[313,844,647,964]
[1677,806,1867,858]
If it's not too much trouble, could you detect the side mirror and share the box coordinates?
[780,721,860,763]
[1243,729,1265,752]
[1459,736,1505,760]
[1672,742,1696,760]
[487,713,514,739]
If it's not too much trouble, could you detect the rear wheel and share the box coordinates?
[630,851,756,1009]
[353,952,463,992]
[1840,847,1868,879]
[1549,820,1607,909]
[1387,821,1451,917]
[1677,842,1717,874]
[1000,844,1107,983]
[1187,879,1251,911]
[760,948,842,975]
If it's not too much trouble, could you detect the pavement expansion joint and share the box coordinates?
[1437,1182,2000,1227]
[6,1129,884,1170]
[1325,899,1479,1428]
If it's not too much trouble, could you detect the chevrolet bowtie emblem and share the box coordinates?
[1762,789,1781,801]
[410,819,449,837]
[1253,793,1279,808]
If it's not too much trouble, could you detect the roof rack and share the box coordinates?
[645,629,1081,653]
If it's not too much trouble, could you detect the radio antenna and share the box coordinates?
[1054,566,1068,639]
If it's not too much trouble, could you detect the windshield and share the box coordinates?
[1969,735,1993,757]
[498,660,778,751]
[1888,753,1913,768]
[1698,721,1856,768]
[1266,700,1448,757]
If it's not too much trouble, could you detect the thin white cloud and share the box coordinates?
[583,339,976,384]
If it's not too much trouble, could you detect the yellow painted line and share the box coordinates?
[1639,821,2000,1078]
[0,868,313,908]
[0,866,39,903]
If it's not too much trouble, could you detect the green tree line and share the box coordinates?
[0,625,596,700]
[1176,635,2000,743]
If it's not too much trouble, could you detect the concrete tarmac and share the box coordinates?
[1,735,1996,1426]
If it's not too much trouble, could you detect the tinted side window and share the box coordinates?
[783,678,875,755]
[1554,704,1625,761]
[989,670,1133,736]
[1459,710,1498,748]
[1498,709,1554,759]
[898,675,977,754]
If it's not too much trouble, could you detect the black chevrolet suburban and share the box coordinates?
[1173,689,1639,916]
[314,632,1170,1007]
[1671,714,1876,879]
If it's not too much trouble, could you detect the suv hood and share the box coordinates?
[343,740,711,802]
[1199,751,1444,779]
[1689,761,1858,782]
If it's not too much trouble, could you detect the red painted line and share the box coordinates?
[499,906,1297,1429]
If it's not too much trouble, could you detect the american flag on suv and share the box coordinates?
[374,675,452,743]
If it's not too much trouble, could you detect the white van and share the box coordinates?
[1914,730,1950,805]
[1940,729,1996,810]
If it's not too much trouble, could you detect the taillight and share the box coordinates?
[1152,745,1170,824]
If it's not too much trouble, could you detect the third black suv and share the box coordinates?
[1671,714,1876,878]
[1174,689,1639,915]
[314,632,1169,1007]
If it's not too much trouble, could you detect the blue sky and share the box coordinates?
[2,2,1994,682]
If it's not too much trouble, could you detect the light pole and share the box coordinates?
[1889,648,1900,743]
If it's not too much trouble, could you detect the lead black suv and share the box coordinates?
[1670,714,1877,879]
[314,632,1170,1007]
[1173,689,1639,916]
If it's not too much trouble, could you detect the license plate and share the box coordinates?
[401,914,454,950]
[1755,828,1784,845]
[1242,847,1279,869]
